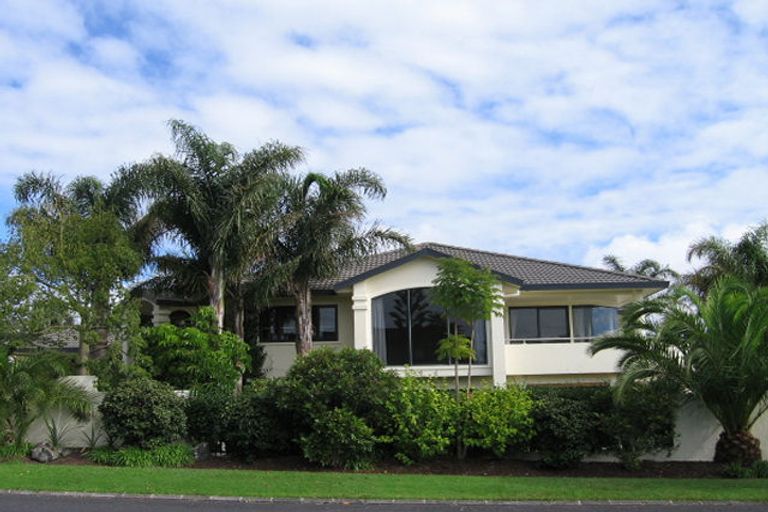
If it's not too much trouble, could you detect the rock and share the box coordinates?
[193,442,209,461]
[30,442,60,463]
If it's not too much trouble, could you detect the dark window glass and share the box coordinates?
[509,307,570,342]
[372,288,488,366]
[509,308,538,339]
[259,306,338,342]
[572,306,618,340]
[169,310,192,327]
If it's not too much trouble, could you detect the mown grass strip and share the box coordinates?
[0,462,766,502]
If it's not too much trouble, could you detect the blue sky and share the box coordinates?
[1,0,768,272]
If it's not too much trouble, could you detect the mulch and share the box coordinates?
[45,452,724,478]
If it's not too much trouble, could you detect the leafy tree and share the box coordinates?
[0,347,92,449]
[122,120,304,333]
[431,258,504,396]
[686,221,768,294]
[141,306,250,389]
[269,171,410,355]
[602,255,679,281]
[590,279,768,465]
[9,209,141,373]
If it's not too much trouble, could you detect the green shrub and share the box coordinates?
[530,389,596,469]
[99,377,187,449]
[0,443,30,461]
[300,408,377,470]
[280,348,399,432]
[224,379,292,460]
[460,386,534,458]
[186,385,235,453]
[385,376,457,465]
[142,306,250,389]
[88,443,193,467]
[722,460,768,479]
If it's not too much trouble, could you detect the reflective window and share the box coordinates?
[259,305,338,342]
[169,310,192,327]
[572,306,619,340]
[372,288,488,366]
[509,307,569,343]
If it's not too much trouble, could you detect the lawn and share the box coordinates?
[0,463,766,502]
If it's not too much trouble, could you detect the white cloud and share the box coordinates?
[1,0,767,270]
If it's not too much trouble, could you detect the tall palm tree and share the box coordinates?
[122,120,304,331]
[686,222,768,294]
[602,255,679,281]
[270,170,411,356]
[0,348,93,449]
[590,279,768,465]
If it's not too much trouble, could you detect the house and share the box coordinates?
[141,242,667,385]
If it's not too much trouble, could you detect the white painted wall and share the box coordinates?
[505,343,622,376]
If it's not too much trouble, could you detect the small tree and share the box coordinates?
[431,258,504,396]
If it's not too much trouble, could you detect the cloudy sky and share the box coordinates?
[2,0,767,273]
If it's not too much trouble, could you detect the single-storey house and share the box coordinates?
[142,242,667,385]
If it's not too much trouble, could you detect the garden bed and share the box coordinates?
[46,452,724,478]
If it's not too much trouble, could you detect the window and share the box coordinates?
[509,307,569,343]
[259,305,338,342]
[572,306,619,340]
[371,288,487,366]
[168,310,192,327]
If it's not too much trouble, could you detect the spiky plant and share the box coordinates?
[590,279,768,465]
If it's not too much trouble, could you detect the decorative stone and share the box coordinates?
[193,442,209,461]
[30,442,60,463]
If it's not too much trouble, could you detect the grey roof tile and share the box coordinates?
[310,242,668,292]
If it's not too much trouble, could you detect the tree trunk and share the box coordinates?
[294,285,313,356]
[77,335,89,376]
[234,293,245,340]
[88,326,110,361]
[466,325,475,397]
[714,430,762,466]
[208,265,225,332]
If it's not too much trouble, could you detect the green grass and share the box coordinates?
[0,462,766,502]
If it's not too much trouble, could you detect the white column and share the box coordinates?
[489,285,507,387]
[351,282,372,350]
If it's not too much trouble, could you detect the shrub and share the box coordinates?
[88,443,193,467]
[385,376,457,465]
[0,443,30,461]
[224,379,292,460]
[280,348,399,432]
[460,386,534,458]
[142,306,250,389]
[530,389,596,469]
[300,408,377,470]
[722,460,768,479]
[186,385,235,453]
[99,377,187,449]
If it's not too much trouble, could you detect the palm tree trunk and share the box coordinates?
[208,265,225,332]
[295,285,313,356]
[234,293,245,340]
[714,430,762,466]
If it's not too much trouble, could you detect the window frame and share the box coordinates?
[571,305,619,342]
[508,306,571,344]
[258,305,339,343]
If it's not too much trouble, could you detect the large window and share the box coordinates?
[572,306,619,340]
[509,307,570,343]
[259,305,338,342]
[371,288,487,366]
[508,306,619,343]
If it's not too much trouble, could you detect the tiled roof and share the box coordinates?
[310,242,668,292]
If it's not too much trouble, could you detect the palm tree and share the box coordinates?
[590,279,768,465]
[122,120,304,331]
[686,221,768,294]
[269,170,411,356]
[0,348,93,449]
[602,255,679,281]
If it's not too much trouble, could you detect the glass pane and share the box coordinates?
[510,308,538,339]
[539,308,569,338]
[591,307,618,337]
[410,288,446,365]
[313,306,337,341]
[572,306,592,338]
[453,318,487,364]
[259,307,297,342]
[373,291,410,365]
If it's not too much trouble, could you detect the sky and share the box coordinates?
[1,0,768,274]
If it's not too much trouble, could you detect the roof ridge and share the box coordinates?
[421,241,663,283]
